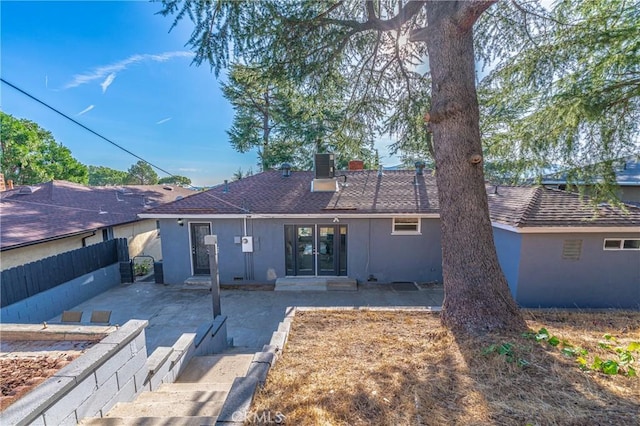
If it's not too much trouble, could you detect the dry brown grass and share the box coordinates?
[249,309,640,425]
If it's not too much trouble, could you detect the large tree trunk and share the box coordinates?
[425,2,525,333]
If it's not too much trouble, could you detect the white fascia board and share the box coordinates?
[491,222,640,234]
[139,213,441,220]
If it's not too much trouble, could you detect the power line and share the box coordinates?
[1,78,251,213]
[1,77,177,178]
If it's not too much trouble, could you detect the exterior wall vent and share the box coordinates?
[562,239,582,261]
[315,153,335,179]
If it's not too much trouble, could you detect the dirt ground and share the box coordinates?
[249,309,640,425]
[0,340,95,411]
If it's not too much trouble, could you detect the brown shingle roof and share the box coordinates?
[488,185,640,228]
[145,170,439,215]
[1,180,196,250]
[142,170,640,229]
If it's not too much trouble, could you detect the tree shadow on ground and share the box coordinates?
[248,310,639,425]
[447,310,640,425]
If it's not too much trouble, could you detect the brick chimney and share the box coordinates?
[348,160,364,171]
[0,174,5,192]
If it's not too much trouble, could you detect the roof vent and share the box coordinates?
[377,165,384,177]
[18,186,40,194]
[163,186,173,191]
[415,161,426,175]
[281,163,292,177]
[223,180,229,193]
[315,153,335,179]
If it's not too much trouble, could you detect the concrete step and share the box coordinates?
[135,389,228,403]
[326,278,357,291]
[80,416,218,425]
[275,276,357,291]
[177,354,253,384]
[182,276,211,290]
[82,353,253,426]
[105,400,224,418]
[155,382,232,393]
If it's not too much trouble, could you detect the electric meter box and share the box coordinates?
[241,236,253,252]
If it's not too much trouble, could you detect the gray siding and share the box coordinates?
[159,219,194,285]
[493,227,522,296]
[159,217,443,285]
[359,218,442,283]
[516,232,640,308]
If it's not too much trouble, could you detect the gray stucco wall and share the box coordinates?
[159,217,443,285]
[516,232,640,308]
[0,264,121,323]
[493,227,522,297]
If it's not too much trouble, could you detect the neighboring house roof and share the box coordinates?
[0,180,196,250]
[488,186,640,228]
[140,169,640,229]
[142,170,440,216]
[541,155,640,186]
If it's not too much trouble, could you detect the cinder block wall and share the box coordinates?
[0,320,149,425]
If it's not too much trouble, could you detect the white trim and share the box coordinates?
[140,213,441,220]
[603,238,640,250]
[187,221,213,276]
[491,222,640,234]
[391,217,422,235]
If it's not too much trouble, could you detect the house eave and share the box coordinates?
[1,230,97,252]
[139,212,441,220]
[491,222,640,234]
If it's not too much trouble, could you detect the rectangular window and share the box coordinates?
[102,227,114,242]
[392,217,421,234]
[604,238,640,250]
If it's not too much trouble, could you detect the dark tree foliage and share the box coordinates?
[126,160,159,185]
[88,165,129,186]
[476,0,639,200]
[1,112,88,185]
[158,175,192,186]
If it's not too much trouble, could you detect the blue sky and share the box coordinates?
[1,1,400,186]
[1,1,268,186]
[2,1,403,187]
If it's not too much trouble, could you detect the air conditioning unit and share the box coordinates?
[315,153,335,179]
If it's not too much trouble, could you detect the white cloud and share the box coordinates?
[156,117,172,125]
[77,105,95,116]
[100,73,116,93]
[64,51,195,90]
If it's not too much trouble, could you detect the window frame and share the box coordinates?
[391,217,422,235]
[603,238,640,251]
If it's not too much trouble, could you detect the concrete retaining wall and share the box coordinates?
[139,315,228,393]
[0,264,121,324]
[1,320,148,426]
[0,315,228,425]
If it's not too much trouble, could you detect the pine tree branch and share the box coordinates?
[453,1,497,32]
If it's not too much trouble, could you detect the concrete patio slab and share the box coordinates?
[46,282,444,353]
